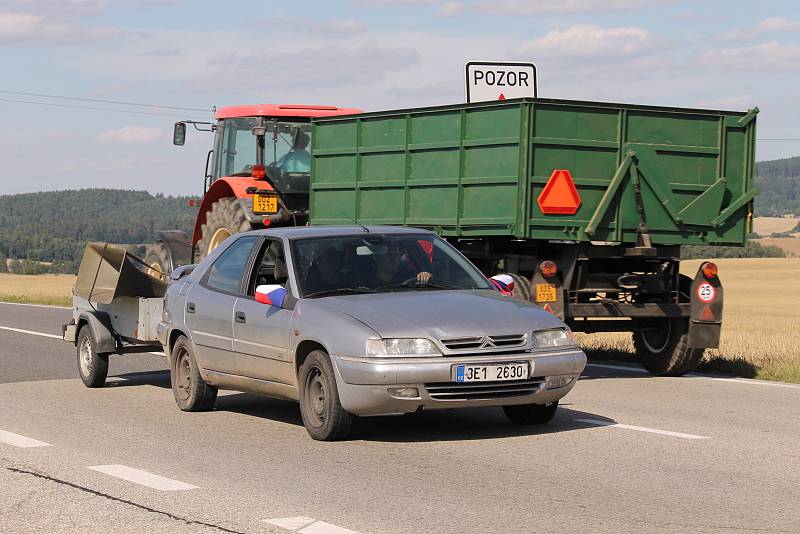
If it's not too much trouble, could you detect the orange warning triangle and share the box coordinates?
[699,305,715,321]
[498,93,506,100]
[542,303,554,314]
[537,169,581,215]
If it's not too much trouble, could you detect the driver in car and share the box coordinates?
[370,241,432,287]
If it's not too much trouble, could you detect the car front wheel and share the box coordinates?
[298,350,354,441]
[503,401,558,425]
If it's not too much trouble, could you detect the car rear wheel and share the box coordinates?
[298,350,354,441]
[76,326,108,388]
[170,336,217,411]
[503,401,558,425]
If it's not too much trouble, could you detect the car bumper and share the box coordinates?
[330,348,586,416]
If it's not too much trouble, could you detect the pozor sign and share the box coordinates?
[465,61,537,103]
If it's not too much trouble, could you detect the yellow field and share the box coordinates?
[580,258,800,382]
[0,273,75,306]
[753,216,800,236]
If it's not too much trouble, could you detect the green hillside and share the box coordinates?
[0,189,195,274]
[755,156,800,216]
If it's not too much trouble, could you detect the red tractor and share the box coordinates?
[146,103,361,277]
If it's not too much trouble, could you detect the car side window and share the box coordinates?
[247,239,288,296]
[205,236,259,294]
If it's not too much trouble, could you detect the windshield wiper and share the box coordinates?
[374,282,460,292]
[304,287,377,299]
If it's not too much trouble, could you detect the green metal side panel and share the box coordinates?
[311,98,756,246]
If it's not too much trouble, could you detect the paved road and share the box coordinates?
[1,301,798,533]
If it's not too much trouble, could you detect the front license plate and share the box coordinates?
[535,283,557,302]
[455,362,529,383]
[253,193,278,214]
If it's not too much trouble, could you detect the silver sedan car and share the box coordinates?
[158,226,586,440]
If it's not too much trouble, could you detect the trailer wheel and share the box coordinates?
[507,273,533,301]
[196,197,251,260]
[144,242,170,280]
[632,318,704,376]
[170,336,217,411]
[503,401,558,425]
[76,326,109,388]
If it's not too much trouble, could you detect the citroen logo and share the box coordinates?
[479,336,495,349]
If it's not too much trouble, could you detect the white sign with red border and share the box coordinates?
[696,282,716,303]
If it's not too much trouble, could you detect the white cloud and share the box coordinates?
[96,126,163,144]
[354,0,441,5]
[721,17,800,41]
[436,1,463,16]
[0,11,121,43]
[518,25,655,60]
[701,41,800,72]
[266,17,365,37]
[694,95,759,111]
[479,0,668,15]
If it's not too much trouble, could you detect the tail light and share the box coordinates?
[251,164,266,179]
[539,260,558,278]
[701,262,718,279]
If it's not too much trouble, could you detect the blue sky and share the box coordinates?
[1,0,799,195]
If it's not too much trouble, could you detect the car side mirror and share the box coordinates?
[173,122,186,146]
[489,274,514,296]
[255,284,287,307]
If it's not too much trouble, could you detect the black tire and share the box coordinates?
[632,317,704,376]
[170,336,217,411]
[503,401,559,425]
[144,241,171,280]
[196,197,251,261]
[76,326,109,388]
[507,273,532,302]
[298,350,354,441]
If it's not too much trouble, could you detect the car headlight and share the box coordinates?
[365,338,442,357]
[532,328,577,348]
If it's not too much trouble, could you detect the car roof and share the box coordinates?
[247,226,435,239]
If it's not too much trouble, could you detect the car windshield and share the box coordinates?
[291,233,493,298]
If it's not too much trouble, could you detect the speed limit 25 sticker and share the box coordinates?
[696,282,716,303]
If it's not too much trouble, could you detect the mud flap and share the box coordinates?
[687,265,723,349]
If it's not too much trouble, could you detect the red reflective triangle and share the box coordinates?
[542,303,554,314]
[699,305,715,321]
[498,93,506,100]
[537,169,581,215]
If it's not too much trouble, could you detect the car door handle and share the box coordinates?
[235,311,246,323]
[186,302,196,313]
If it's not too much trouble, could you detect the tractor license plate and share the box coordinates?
[535,283,557,302]
[253,193,278,214]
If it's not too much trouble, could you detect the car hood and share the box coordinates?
[314,290,566,340]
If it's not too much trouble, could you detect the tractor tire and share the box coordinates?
[196,197,251,261]
[632,317,704,376]
[508,273,533,302]
[144,241,171,280]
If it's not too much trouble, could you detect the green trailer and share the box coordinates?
[310,98,758,376]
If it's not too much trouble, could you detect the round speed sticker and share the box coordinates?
[697,282,716,303]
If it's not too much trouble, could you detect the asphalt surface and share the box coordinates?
[0,301,798,533]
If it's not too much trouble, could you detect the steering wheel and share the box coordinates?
[400,276,421,286]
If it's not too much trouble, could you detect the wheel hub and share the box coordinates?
[79,337,92,376]
[207,227,232,255]
[176,349,191,400]
[305,368,327,427]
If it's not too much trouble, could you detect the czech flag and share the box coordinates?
[489,274,514,296]
[255,284,287,307]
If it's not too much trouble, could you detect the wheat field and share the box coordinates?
[580,258,800,382]
[0,273,75,306]
[752,216,799,236]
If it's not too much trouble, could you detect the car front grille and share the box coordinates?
[424,378,546,401]
[440,333,527,352]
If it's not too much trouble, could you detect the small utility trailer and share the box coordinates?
[62,242,167,387]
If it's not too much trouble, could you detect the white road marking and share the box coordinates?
[87,465,198,491]
[0,326,62,340]
[0,301,71,310]
[264,517,359,534]
[586,362,648,373]
[0,429,52,448]
[575,419,709,440]
[705,377,800,389]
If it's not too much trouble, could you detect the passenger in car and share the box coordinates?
[303,246,347,294]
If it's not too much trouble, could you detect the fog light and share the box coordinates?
[546,375,575,390]
[388,387,419,399]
